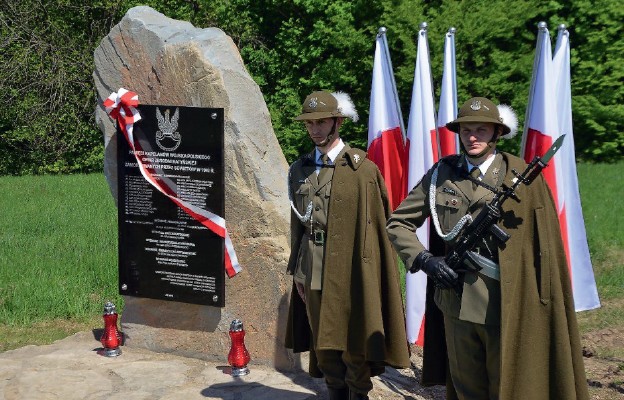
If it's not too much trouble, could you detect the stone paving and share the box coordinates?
[0,331,446,400]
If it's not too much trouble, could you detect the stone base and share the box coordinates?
[121,296,303,371]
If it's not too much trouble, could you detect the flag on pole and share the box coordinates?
[521,22,562,203]
[368,27,408,211]
[404,22,438,346]
[552,25,600,311]
[437,27,459,157]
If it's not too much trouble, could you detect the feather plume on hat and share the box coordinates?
[497,104,518,139]
[332,91,359,122]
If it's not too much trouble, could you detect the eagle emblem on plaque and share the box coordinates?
[155,107,182,151]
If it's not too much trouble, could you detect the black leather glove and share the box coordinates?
[411,251,459,290]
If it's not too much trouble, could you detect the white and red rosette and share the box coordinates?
[104,88,241,277]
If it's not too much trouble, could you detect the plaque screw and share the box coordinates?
[211,113,218,119]
[213,295,219,302]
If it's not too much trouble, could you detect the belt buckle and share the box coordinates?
[313,229,325,245]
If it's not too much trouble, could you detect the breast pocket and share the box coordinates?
[435,191,464,232]
[295,183,312,211]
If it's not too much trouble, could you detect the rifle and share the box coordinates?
[445,135,566,291]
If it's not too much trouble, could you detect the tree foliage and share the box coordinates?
[0,0,622,175]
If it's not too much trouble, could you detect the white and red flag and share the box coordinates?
[368,27,408,211]
[437,27,459,157]
[404,23,438,346]
[552,27,600,311]
[521,22,563,217]
[104,88,241,278]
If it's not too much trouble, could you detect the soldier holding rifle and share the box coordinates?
[386,97,588,399]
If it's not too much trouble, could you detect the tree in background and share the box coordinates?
[0,1,110,174]
[555,0,624,161]
[0,0,622,175]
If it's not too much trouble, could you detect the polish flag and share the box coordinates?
[437,28,459,157]
[368,28,408,211]
[552,26,600,311]
[521,22,564,220]
[405,23,438,346]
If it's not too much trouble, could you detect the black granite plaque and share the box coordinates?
[117,105,225,307]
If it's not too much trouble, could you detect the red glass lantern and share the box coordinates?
[100,301,122,357]
[227,319,250,376]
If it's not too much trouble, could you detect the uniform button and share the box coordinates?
[451,199,458,205]
[315,206,320,211]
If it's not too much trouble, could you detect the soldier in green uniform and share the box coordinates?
[285,90,410,400]
[386,97,589,400]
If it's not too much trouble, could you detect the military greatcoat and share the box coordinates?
[285,145,410,376]
[386,152,589,400]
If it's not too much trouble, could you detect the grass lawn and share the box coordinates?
[0,174,122,350]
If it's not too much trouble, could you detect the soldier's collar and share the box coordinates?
[315,139,345,164]
[341,146,365,171]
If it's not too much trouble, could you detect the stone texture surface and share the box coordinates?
[0,332,446,400]
[93,6,293,369]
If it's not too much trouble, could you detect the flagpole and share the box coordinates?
[438,26,459,155]
[521,21,548,158]
[420,22,441,159]
[448,27,458,154]
[378,27,407,144]
[555,24,567,52]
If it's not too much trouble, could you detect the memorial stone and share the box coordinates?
[94,6,295,369]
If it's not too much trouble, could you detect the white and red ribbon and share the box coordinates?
[104,88,241,277]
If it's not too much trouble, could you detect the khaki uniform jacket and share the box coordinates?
[285,145,410,376]
[387,152,589,400]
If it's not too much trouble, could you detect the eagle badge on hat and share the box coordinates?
[309,97,318,108]
[470,99,482,111]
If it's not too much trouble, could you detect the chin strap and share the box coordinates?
[316,118,338,147]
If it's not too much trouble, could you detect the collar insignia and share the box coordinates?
[353,154,361,163]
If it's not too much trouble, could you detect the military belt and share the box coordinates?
[305,227,326,246]
[303,229,326,290]
[313,229,325,245]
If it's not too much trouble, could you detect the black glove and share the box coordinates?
[411,251,459,290]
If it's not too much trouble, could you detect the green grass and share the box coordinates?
[577,161,624,302]
[0,163,623,352]
[575,161,624,358]
[0,174,122,341]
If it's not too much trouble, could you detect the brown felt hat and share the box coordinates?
[446,97,511,136]
[294,91,358,121]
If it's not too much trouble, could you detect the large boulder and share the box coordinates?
[93,6,297,370]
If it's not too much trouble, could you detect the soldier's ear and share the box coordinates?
[335,117,345,130]
[495,124,504,138]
